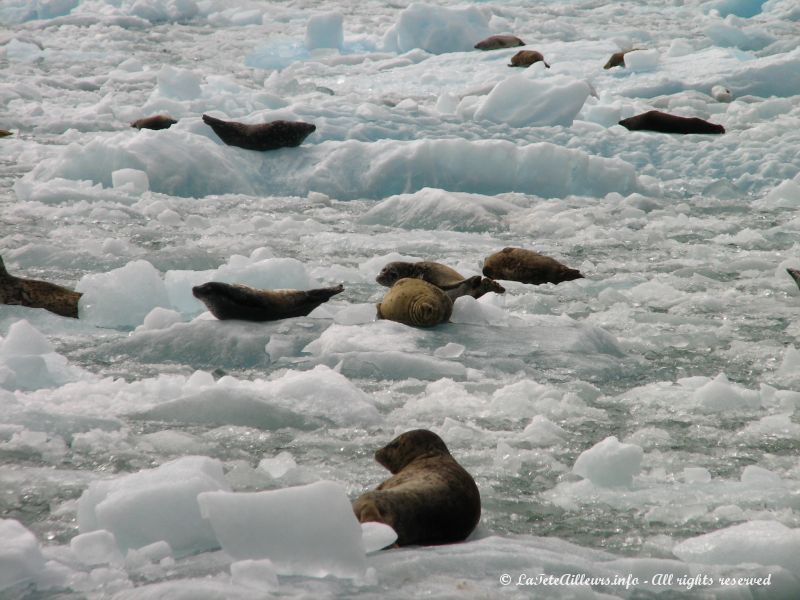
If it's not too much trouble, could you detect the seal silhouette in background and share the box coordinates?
[508,50,550,68]
[376,278,452,328]
[202,114,316,151]
[618,110,725,134]
[352,429,481,546]
[474,35,525,50]
[130,115,177,130]
[0,256,81,318]
[483,247,583,285]
[376,261,505,300]
[192,281,343,321]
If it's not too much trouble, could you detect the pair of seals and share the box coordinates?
[482,247,583,285]
[202,114,316,151]
[192,281,343,322]
[619,110,725,134]
[131,115,177,130]
[0,257,81,318]
[508,50,549,68]
[376,261,505,301]
[352,429,481,547]
[376,279,452,328]
[474,35,525,51]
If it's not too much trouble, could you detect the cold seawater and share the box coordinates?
[2,0,800,598]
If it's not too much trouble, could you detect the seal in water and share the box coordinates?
[130,115,177,130]
[482,247,583,285]
[474,35,525,51]
[376,261,505,300]
[192,281,343,321]
[0,256,82,318]
[352,429,481,547]
[376,278,452,328]
[508,50,550,68]
[618,110,725,134]
[202,114,316,151]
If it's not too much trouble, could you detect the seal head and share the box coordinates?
[376,278,452,328]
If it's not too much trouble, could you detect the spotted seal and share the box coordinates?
[202,114,316,151]
[618,110,725,134]
[376,261,505,300]
[376,278,452,328]
[0,256,81,318]
[352,429,481,547]
[474,35,525,51]
[130,115,177,130]
[192,281,343,321]
[482,247,583,285]
[508,50,550,68]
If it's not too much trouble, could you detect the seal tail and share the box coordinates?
[306,284,344,302]
[787,268,800,290]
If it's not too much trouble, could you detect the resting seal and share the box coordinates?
[474,35,525,51]
[482,247,583,285]
[130,115,177,130]
[352,429,481,546]
[202,114,316,151]
[619,110,725,134]
[376,278,452,328]
[0,256,81,318]
[508,50,550,68]
[603,49,640,69]
[192,281,343,321]
[0,130,13,138]
[376,261,505,300]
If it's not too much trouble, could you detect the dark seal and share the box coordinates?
[192,281,343,321]
[603,49,640,69]
[787,268,800,290]
[0,256,82,318]
[618,110,725,134]
[352,429,481,547]
[508,50,550,68]
[482,247,583,285]
[376,261,505,300]
[130,115,177,130]
[474,35,525,51]
[202,114,316,151]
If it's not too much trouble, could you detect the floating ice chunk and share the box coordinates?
[520,415,567,446]
[739,413,800,438]
[258,451,297,479]
[230,559,279,590]
[0,319,53,356]
[245,41,310,70]
[623,49,660,71]
[136,307,182,332]
[361,522,398,554]
[451,296,509,326]
[0,519,46,592]
[197,481,367,578]
[77,260,170,328]
[306,13,344,50]
[741,465,783,487]
[682,467,712,483]
[572,436,643,487]
[70,530,122,566]
[757,180,800,209]
[131,0,199,24]
[383,4,491,54]
[156,65,202,100]
[672,520,800,573]
[111,169,149,194]
[705,15,775,51]
[692,373,761,412]
[5,38,44,62]
[703,0,766,18]
[667,39,694,56]
[474,75,591,128]
[77,455,229,556]
[434,342,465,359]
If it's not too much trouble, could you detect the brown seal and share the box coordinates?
[192,281,343,321]
[376,278,452,328]
[508,50,550,68]
[482,247,583,285]
[352,429,481,546]
[202,114,316,151]
[376,261,505,300]
[618,111,725,134]
[474,35,525,51]
[130,115,177,130]
[603,49,640,69]
[0,129,13,138]
[0,256,81,318]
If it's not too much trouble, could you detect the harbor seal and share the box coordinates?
[482,247,583,285]
[130,115,177,130]
[603,49,640,69]
[618,110,725,134]
[787,268,800,289]
[376,261,505,300]
[376,278,452,328]
[0,129,13,138]
[352,429,481,547]
[508,50,550,68]
[192,281,343,321]
[0,256,81,318]
[474,35,525,51]
[202,114,316,151]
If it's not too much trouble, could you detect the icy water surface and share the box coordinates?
[2,0,800,598]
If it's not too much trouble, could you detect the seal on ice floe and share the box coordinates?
[787,268,800,289]
[508,50,550,68]
[482,247,583,285]
[474,35,525,51]
[376,261,505,301]
[192,281,343,322]
[0,256,82,318]
[618,110,725,134]
[0,129,13,138]
[130,115,178,130]
[202,114,316,151]
[603,49,640,69]
[376,278,453,328]
[352,429,481,547]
